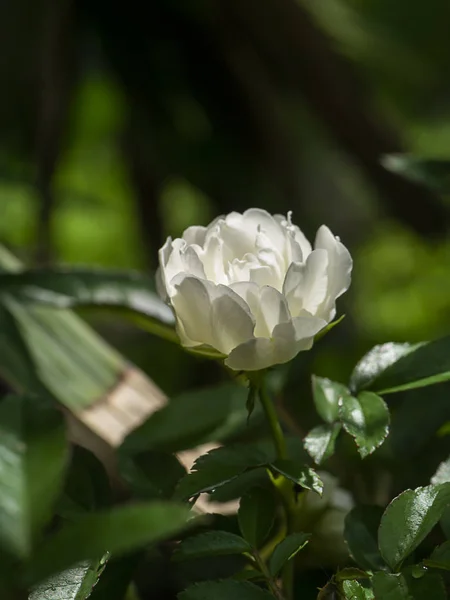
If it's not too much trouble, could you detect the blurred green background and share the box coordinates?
[1,0,450,397]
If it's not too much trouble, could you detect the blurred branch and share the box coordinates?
[217,13,302,207]
[35,0,77,265]
[227,0,448,236]
[122,117,165,269]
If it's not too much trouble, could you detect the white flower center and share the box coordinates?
[193,217,290,291]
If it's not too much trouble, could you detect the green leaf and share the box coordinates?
[0,246,132,414]
[25,502,190,585]
[349,343,421,394]
[312,376,348,423]
[0,394,68,559]
[232,568,265,582]
[304,423,341,465]
[339,392,390,458]
[344,506,385,572]
[89,553,142,600]
[178,580,274,599]
[405,572,446,599]
[370,336,450,395]
[0,305,47,394]
[121,383,248,455]
[424,540,450,570]
[57,446,111,518]
[378,483,450,571]
[314,314,346,342]
[246,385,257,424]
[335,568,370,582]
[388,383,450,459]
[3,296,122,412]
[238,487,276,548]
[372,573,409,600]
[431,456,450,485]
[340,579,374,600]
[382,154,450,193]
[373,571,446,600]
[268,532,310,576]
[269,459,323,496]
[208,468,270,503]
[118,450,186,500]
[0,269,175,326]
[29,557,107,600]
[173,531,251,561]
[174,445,268,501]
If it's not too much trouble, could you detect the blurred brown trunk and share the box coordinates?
[35,0,77,265]
[217,17,302,208]
[122,117,165,270]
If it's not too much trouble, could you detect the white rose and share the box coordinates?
[157,209,352,371]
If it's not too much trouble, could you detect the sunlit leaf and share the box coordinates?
[339,392,389,458]
[378,484,450,571]
[369,337,450,395]
[340,579,374,600]
[312,376,348,423]
[270,460,323,495]
[304,423,341,465]
[29,557,107,600]
[349,343,420,394]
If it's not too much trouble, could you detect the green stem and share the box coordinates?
[281,529,294,600]
[253,550,284,600]
[258,379,288,460]
[257,376,294,600]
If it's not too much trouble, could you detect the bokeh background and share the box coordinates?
[1,0,450,397]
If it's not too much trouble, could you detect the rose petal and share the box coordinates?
[290,314,327,346]
[211,285,255,354]
[225,320,299,371]
[283,249,329,317]
[257,286,291,337]
[230,283,291,338]
[159,239,206,298]
[274,213,312,261]
[182,225,208,247]
[217,209,286,265]
[171,276,216,347]
[200,234,228,284]
[225,337,291,371]
[245,208,286,254]
[314,225,352,320]
[226,313,326,371]
[172,276,255,355]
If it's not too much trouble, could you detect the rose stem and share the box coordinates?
[258,377,295,600]
[258,378,288,460]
